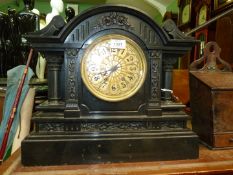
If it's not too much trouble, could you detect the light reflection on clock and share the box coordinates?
[81,34,147,102]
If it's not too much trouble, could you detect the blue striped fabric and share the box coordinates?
[0,65,34,160]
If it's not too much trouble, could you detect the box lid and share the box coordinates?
[190,71,233,90]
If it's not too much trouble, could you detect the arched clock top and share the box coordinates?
[62,5,166,46]
[62,5,197,49]
[25,5,197,51]
[64,11,163,48]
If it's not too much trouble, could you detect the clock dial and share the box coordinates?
[81,34,147,102]
[181,4,190,24]
[198,5,207,25]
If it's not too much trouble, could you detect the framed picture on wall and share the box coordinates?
[214,0,233,11]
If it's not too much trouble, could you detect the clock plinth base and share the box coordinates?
[22,109,199,166]
[21,130,198,166]
[22,132,198,166]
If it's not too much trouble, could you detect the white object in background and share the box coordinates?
[11,88,35,154]
[31,8,47,80]
[46,0,64,24]
[31,8,40,16]
[36,53,46,80]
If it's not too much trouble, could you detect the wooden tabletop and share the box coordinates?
[1,144,233,175]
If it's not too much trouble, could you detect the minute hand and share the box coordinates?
[109,63,119,73]
[97,63,120,76]
[97,64,120,89]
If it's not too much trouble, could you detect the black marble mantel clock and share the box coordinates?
[22,5,199,166]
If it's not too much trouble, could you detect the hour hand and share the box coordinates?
[108,63,120,73]
[97,64,119,76]
[97,69,109,76]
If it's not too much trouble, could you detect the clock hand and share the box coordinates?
[96,68,111,76]
[97,64,120,90]
[96,63,120,76]
[109,63,120,73]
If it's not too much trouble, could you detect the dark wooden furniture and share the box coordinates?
[172,69,189,105]
[215,11,233,66]
[190,71,233,149]
[2,145,233,175]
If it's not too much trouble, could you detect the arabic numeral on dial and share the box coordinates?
[111,48,118,55]
[129,65,138,72]
[127,75,133,81]
[121,82,126,88]
[112,85,117,91]
[121,77,126,81]
[102,83,106,88]
[110,84,118,94]
[92,75,102,84]
[98,47,108,57]
[94,76,99,81]
[120,81,128,91]
[89,65,98,73]
[118,49,127,57]
[126,55,134,62]
[100,81,109,91]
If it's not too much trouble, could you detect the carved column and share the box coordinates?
[162,57,178,101]
[45,53,64,104]
[146,50,162,116]
[64,49,80,117]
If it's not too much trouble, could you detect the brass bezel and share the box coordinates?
[81,34,147,102]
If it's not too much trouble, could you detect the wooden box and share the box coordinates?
[190,71,233,149]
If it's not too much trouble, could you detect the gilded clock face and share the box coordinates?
[181,4,190,24]
[198,5,207,25]
[81,34,147,102]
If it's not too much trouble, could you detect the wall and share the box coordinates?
[0,0,23,13]
[166,0,178,13]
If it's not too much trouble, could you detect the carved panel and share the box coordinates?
[95,12,133,30]
[65,123,80,131]
[37,122,81,132]
[148,121,185,130]
[66,49,78,100]
[37,120,185,132]
[149,50,161,102]
[81,122,146,131]
[38,123,65,132]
